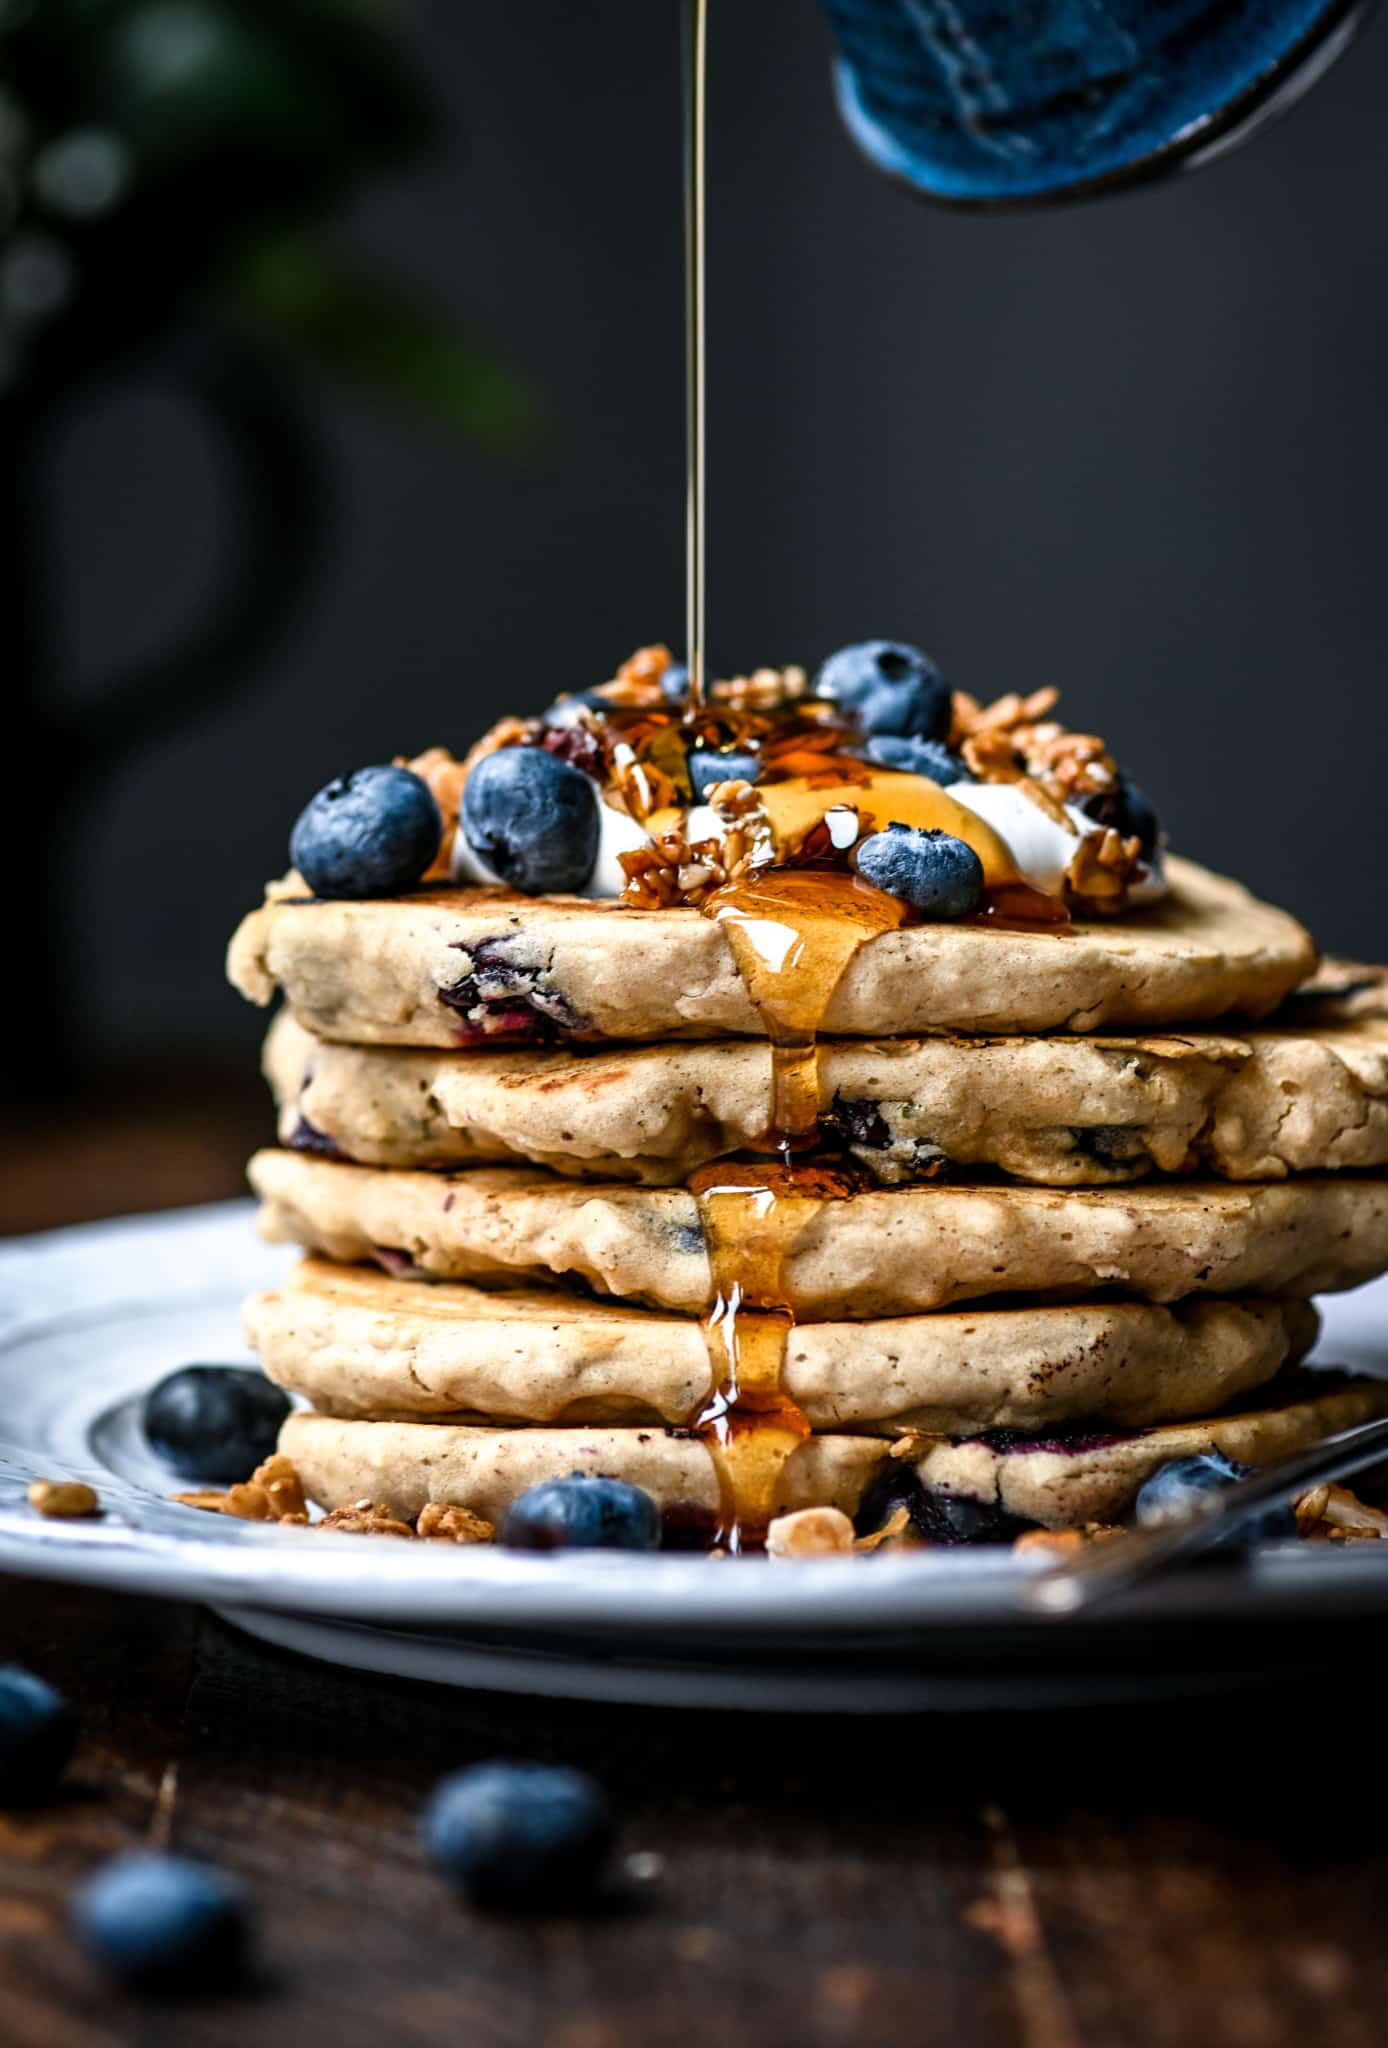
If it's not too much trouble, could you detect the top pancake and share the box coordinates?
[228,855,1314,1046]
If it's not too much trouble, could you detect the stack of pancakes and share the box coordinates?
[228,857,1388,1543]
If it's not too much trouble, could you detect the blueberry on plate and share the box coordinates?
[423,1761,614,1910]
[461,746,600,896]
[72,1852,251,1988]
[1079,773,1162,859]
[688,747,760,801]
[0,1665,77,1803]
[855,825,984,919]
[814,640,950,741]
[1133,1452,1297,1543]
[290,765,441,900]
[502,1473,661,1552]
[864,734,971,785]
[143,1366,291,1482]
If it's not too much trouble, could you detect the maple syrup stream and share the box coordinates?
[677,7,1059,1547]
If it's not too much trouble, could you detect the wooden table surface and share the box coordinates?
[2,1575,1385,2048]
[5,1106,1388,2047]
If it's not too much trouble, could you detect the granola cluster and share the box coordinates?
[950,686,1143,914]
[616,778,775,908]
[405,644,1162,917]
[172,1458,495,1543]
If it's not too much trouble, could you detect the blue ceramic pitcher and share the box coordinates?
[820,0,1367,203]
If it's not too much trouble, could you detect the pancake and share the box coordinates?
[246,1257,1316,1434]
[277,1377,1388,1533]
[228,856,1314,1047]
[909,1376,1388,1529]
[249,1149,1388,1318]
[262,965,1388,1186]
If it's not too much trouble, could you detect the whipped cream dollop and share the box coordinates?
[452,771,1167,906]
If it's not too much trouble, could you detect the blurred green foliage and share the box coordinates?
[0,0,542,450]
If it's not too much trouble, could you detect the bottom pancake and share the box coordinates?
[278,1376,1388,1536]
[246,1258,1317,1436]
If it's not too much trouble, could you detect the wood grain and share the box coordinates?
[1,1574,1382,2048]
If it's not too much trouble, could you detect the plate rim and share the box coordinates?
[3,1198,1388,1642]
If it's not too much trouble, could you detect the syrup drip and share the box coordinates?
[685,857,1069,1546]
[691,1157,858,1552]
[690,869,898,1549]
[703,869,908,1151]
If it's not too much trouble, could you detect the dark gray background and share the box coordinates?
[47,0,1388,1066]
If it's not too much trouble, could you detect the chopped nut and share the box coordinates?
[888,1430,945,1461]
[1294,1482,1388,1539]
[416,1502,494,1544]
[766,1506,855,1558]
[1013,775,1076,833]
[171,1455,309,1524]
[961,728,1026,783]
[1066,826,1144,915]
[28,1479,99,1519]
[711,664,808,712]
[854,1505,916,1552]
[1013,1523,1123,1557]
[317,1502,416,1538]
[951,685,1060,742]
[253,1455,308,1520]
[614,643,676,699]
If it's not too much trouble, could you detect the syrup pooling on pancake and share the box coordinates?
[702,870,909,1149]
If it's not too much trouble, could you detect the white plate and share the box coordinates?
[3,1201,1388,1711]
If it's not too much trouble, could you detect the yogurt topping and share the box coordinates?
[444,646,1168,918]
[454,771,1167,906]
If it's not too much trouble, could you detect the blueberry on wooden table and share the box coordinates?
[460,745,600,895]
[855,824,984,918]
[423,1762,614,1909]
[502,1474,662,1552]
[0,1665,77,1803]
[142,1366,291,1481]
[1133,1452,1297,1543]
[290,763,442,899]
[71,1852,251,1989]
[814,640,951,740]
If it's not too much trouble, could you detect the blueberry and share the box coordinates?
[661,661,690,702]
[1133,1452,1297,1543]
[0,1665,77,1803]
[71,1852,251,1988]
[855,825,983,919]
[814,640,950,740]
[688,747,760,801]
[864,734,971,785]
[1079,773,1163,859]
[143,1366,291,1482]
[461,746,600,896]
[502,1473,662,1552]
[542,688,608,725]
[290,765,441,900]
[424,1761,613,1909]
[914,1489,1031,1545]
